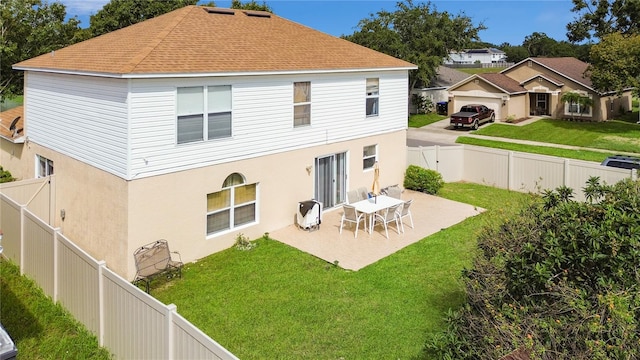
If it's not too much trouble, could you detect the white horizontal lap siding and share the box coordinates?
[25,73,129,177]
[128,71,409,178]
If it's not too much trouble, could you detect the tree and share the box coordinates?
[0,0,82,99]
[230,0,272,12]
[560,91,594,120]
[567,0,640,42]
[426,178,640,359]
[343,0,485,89]
[500,44,528,63]
[588,32,640,97]
[88,0,201,37]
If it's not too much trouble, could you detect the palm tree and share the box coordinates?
[560,92,594,120]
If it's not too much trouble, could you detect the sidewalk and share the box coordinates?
[407,117,639,157]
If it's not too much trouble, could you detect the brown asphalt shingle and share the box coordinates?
[14,6,415,75]
[531,57,592,89]
[478,73,527,94]
[0,106,24,140]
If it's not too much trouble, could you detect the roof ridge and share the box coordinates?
[121,6,195,73]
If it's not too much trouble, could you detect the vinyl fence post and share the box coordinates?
[53,229,61,302]
[166,304,177,360]
[563,158,570,187]
[97,260,106,347]
[632,168,637,181]
[19,206,25,275]
[507,151,514,191]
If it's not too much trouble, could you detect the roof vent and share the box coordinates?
[243,10,271,18]
[205,8,235,15]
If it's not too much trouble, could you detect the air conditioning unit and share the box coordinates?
[297,200,322,231]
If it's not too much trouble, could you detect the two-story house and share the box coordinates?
[3,6,416,279]
[444,48,507,65]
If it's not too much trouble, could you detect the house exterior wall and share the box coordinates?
[504,94,527,120]
[128,71,408,179]
[124,130,406,279]
[23,143,131,273]
[24,72,130,178]
[503,61,604,121]
[0,140,29,180]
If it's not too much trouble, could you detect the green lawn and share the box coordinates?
[457,67,506,75]
[456,137,614,163]
[0,259,112,359]
[409,113,447,128]
[153,183,529,360]
[473,118,640,154]
[0,96,23,111]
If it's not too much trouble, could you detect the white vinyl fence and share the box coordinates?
[0,190,238,360]
[408,145,636,201]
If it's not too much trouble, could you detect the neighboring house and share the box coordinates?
[1,6,416,279]
[409,66,470,114]
[444,48,507,65]
[447,57,633,121]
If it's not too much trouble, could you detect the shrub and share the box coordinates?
[403,165,443,194]
[424,177,640,359]
[0,166,15,183]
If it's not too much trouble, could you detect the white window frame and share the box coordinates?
[293,81,311,127]
[177,85,232,144]
[36,155,54,178]
[563,92,593,117]
[206,173,258,237]
[366,78,379,117]
[363,144,377,170]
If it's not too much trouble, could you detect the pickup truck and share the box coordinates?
[450,104,495,130]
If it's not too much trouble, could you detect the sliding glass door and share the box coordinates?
[315,152,346,209]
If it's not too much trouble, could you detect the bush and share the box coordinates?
[403,165,443,194]
[0,166,15,183]
[424,177,640,359]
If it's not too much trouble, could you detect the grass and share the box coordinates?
[473,118,640,154]
[0,259,112,359]
[409,113,447,128]
[456,136,614,163]
[0,96,23,111]
[152,183,530,360]
[457,67,506,75]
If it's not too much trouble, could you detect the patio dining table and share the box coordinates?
[351,195,404,234]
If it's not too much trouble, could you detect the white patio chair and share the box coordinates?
[373,203,402,239]
[340,204,364,238]
[357,187,369,201]
[386,185,402,199]
[396,199,414,233]
[347,190,360,204]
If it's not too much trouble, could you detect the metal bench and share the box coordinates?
[133,239,183,293]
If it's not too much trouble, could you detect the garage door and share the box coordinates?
[453,96,502,120]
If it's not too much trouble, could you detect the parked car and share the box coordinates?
[450,104,495,130]
[601,155,640,170]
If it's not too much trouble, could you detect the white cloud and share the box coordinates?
[60,0,110,16]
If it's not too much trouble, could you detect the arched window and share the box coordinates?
[207,173,257,235]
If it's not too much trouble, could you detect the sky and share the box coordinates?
[59,0,579,46]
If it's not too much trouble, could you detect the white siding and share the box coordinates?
[128,71,409,178]
[25,72,129,178]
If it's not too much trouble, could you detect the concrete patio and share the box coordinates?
[270,189,484,271]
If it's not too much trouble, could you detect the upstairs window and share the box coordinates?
[366,78,379,117]
[177,85,232,144]
[207,173,257,236]
[36,155,54,178]
[293,82,311,127]
[363,145,377,170]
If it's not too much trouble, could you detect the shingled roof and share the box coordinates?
[477,73,527,94]
[14,6,415,76]
[0,106,25,143]
[509,57,592,90]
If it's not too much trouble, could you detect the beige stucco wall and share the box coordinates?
[503,94,527,120]
[504,61,605,120]
[124,130,407,279]
[0,140,30,181]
